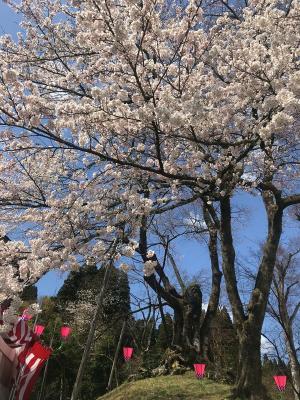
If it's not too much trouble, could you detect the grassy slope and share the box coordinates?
[98,372,293,400]
[98,372,231,400]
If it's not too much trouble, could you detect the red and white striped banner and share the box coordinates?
[0,308,53,399]
[15,341,52,400]
[7,318,33,347]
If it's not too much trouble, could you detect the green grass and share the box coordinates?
[98,372,295,400]
[98,372,231,400]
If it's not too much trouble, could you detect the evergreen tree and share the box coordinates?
[21,285,38,302]
[209,307,238,383]
[57,263,130,321]
[57,263,98,303]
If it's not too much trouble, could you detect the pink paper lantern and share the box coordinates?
[34,324,45,336]
[60,326,72,341]
[194,363,206,379]
[123,347,133,362]
[273,375,287,392]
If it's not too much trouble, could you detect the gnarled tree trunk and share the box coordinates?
[139,208,222,365]
[171,283,202,352]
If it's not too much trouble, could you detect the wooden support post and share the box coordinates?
[107,320,126,392]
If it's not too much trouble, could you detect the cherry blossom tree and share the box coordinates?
[0,147,141,324]
[0,0,299,398]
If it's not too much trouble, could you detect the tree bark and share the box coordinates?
[233,322,269,400]
[220,192,283,399]
[182,284,202,351]
[286,337,300,400]
[200,204,222,361]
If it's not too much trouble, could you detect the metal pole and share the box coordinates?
[106,320,126,391]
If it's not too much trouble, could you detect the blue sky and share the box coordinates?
[0,2,298,304]
[0,2,20,37]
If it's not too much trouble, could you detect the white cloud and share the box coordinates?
[261,336,274,355]
[184,211,207,230]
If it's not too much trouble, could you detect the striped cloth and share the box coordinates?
[0,310,52,399]
[15,342,52,400]
[6,318,34,347]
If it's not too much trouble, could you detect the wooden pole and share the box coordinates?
[70,243,118,400]
[37,320,57,400]
[32,313,39,330]
[106,320,126,392]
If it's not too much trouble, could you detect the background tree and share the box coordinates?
[209,307,238,384]
[31,262,132,400]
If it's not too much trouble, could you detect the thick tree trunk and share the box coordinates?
[171,284,202,353]
[183,284,202,351]
[220,191,283,399]
[172,310,184,348]
[232,322,271,400]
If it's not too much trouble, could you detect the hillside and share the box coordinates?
[98,372,293,400]
[98,372,231,400]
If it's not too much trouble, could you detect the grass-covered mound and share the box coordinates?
[98,372,231,400]
[98,372,294,400]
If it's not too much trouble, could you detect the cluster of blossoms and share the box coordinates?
[119,263,132,273]
[66,290,98,336]
[0,299,41,333]
[143,250,157,276]
[143,260,157,277]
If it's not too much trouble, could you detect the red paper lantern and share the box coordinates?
[34,325,45,336]
[123,347,133,362]
[273,375,287,392]
[194,364,206,379]
[60,325,72,340]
